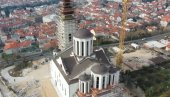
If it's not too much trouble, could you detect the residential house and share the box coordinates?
[3,40,32,54]
[160,15,170,27]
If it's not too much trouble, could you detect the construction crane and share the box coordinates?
[116,0,129,69]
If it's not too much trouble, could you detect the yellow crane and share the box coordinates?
[116,0,129,69]
[91,1,129,97]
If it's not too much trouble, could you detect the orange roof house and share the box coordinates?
[161,15,170,22]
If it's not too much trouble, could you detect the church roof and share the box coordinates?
[94,49,111,65]
[91,64,108,74]
[109,66,118,73]
[52,47,116,84]
[74,29,93,39]
[62,57,77,74]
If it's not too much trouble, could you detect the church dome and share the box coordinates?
[91,64,108,74]
[74,29,93,39]
[108,66,117,73]
[79,74,91,81]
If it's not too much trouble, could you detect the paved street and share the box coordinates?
[99,32,170,48]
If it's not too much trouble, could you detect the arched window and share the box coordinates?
[82,42,84,56]
[108,75,111,85]
[112,75,114,84]
[87,41,89,56]
[82,83,84,93]
[102,76,105,89]
[96,77,99,88]
[86,82,88,93]
[77,41,79,55]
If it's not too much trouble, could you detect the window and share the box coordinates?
[103,76,105,89]
[112,75,114,84]
[82,83,84,93]
[82,42,84,56]
[77,41,79,55]
[96,77,99,89]
[91,75,93,87]
[108,75,111,85]
[87,41,89,55]
[69,34,71,41]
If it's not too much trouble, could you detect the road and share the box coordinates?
[99,32,170,48]
[0,77,17,97]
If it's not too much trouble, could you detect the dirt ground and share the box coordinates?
[9,59,59,97]
[123,48,158,70]
[41,79,59,97]
[111,48,158,71]
[123,48,158,60]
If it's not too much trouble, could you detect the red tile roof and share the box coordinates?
[4,40,32,50]
[161,15,170,22]
[19,40,32,48]
[4,41,18,50]
[43,39,58,50]
[167,43,170,48]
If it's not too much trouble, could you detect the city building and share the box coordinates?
[143,41,166,49]
[50,28,120,97]
[57,0,77,51]
[166,43,170,51]
[43,14,57,23]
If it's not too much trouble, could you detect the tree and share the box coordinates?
[15,56,32,71]
[2,53,17,66]
[2,53,11,65]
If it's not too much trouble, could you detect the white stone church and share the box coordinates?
[50,29,121,97]
[50,0,122,96]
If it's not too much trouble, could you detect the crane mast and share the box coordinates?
[86,1,129,97]
[116,0,128,69]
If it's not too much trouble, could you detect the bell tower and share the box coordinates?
[57,0,77,51]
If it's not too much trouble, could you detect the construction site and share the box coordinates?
[111,46,169,71]
[0,58,58,97]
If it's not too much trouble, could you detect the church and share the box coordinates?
[50,29,120,97]
[50,0,120,97]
